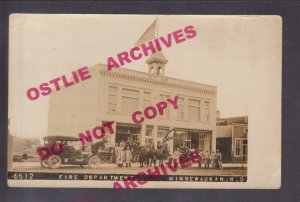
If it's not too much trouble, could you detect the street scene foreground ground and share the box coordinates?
[12,162,247,176]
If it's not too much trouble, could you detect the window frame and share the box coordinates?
[107,86,118,112]
[159,94,171,119]
[187,98,201,122]
[120,88,140,114]
[177,97,185,120]
[203,101,210,122]
[143,91,151,109]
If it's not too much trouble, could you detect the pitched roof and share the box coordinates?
[146,51,168,64]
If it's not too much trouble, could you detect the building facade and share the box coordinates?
[48,52,217,154]
[216,116,248,163]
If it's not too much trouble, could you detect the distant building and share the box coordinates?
[8,128,13,169]
[47,52,217,154]
[216,116,248,163]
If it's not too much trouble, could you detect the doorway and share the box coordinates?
[115,123,141,145]
[242,138,248,162]
[216,138,232,163]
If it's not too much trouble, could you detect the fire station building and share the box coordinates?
[47,52,217,154]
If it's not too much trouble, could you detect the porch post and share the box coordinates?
[153,125,158,149]
[140,124,146,146]
[211,130,216,152]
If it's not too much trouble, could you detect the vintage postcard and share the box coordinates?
[7,14,281,189]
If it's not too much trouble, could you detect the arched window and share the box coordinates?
[158,67,164,76]
[150,66,154,74]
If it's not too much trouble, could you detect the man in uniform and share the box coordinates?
[216,149,223,169]
[210,151,217,169]
[203,150,211,168]
[173,147,181,168]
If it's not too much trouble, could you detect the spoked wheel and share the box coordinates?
[48,155,61,169]
[88,155,100,169]
[40,159,49,168]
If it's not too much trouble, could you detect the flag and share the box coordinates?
[135,19,158,47]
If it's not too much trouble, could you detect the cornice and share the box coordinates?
[100,70,217,95]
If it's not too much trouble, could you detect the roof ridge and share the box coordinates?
[146,51,168,64]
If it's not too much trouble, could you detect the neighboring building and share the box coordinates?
[216,116,248,163]
[47,52,217,154]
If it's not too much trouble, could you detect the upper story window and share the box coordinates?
[121,88,139,114]
[143,92,151,109]
[187,99,201,121]
[178,97,185,120]
[159,94,170,118]
[108,86,118,112]
[122,88,139,97]
[203,101,210,122]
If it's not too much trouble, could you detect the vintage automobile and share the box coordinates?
[37,136,100,169]
[13,154,24,162]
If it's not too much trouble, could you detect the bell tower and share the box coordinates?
[146,51,168,76]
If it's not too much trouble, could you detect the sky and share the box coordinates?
[8,14,281,138]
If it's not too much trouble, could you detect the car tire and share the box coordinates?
[41,159,49,168]
[48,155,61,169]
[88,155,100,169]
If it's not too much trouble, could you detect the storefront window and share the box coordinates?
[183,139,191,149]
[146,125,154,137]
[115,124,141,145]
[157,127,170,138]
[173,130,187,150]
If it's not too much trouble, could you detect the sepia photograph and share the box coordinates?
[7,14,281,189]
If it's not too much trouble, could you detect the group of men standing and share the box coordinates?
[200,149,223,169]
[113,139,223,170]
[171,146,223,169]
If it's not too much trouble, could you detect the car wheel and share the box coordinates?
[88,155,100,169]
[48,155,61,169]
[41,159,49,168]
